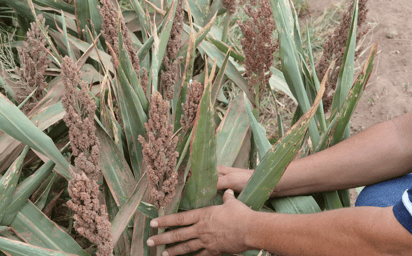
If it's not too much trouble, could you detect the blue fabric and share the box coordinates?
[355,174,412,234]
[393,190,412,233]
[355,174,412,207]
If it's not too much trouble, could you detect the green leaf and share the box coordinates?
[269,67,297,104]
[1,153,58,225]
[10,201,89,256]
[331,0,359,112]
[0,146,29,223]
[111,173,148,246]
[115,59,148,179]
[271,0,320,147]
[138,201,158,219]
[157,0,177,71]
[271,195,321,214]
[187,0,206,26]
[245,96,271,161]
[34,173,57,211]
[237,68,326,211]
[0,93,73,180]
[130,0,150,35]
[117,15,149,112]
[211,48,230,105]
[96,123,136,206]
[331,44,377,145]
[216,94,249,167]
[181,65,218,209]
[197,40,254,104]
[75,0,102,40]
[0,237,77,256]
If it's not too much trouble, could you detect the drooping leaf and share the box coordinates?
[10,201,89,256]
[0,93,73,180]
[111,173,148,246]
[237,65,327,210]
[96,123,136,206]
[0,146,29,223]
[216,94,249,167]
[0,237,77,256]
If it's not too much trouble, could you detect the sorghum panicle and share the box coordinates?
[317,0,369,112]
[222,0,238,15]
[180,80,203,132]
[238,0,278,97]
[17,15,51,113]
[138,92,179,209]
[61,56,113,256]
[161,0,184,99]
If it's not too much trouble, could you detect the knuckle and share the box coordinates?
[171,230,182,242]
[182,242,192,253]
[175,213,185,225]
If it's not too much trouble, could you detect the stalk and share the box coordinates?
[156,209,166,256]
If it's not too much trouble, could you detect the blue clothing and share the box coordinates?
[355,174,412,233]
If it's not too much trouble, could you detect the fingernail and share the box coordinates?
[227,189,234,195]
[147,239,154,247]
[150,220,158,228]
[162,251,169,256]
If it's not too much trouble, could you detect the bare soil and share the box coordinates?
[309,0,412,132]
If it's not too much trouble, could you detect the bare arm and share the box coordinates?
[218,111,412,197]
[147,190,412,256]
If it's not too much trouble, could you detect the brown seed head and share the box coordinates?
[317,0,369,112]
[180,80,203,132]
[67,173,113,256]
[17,15,51,113]
[99,0,143,90]
[138,92,179,209]
[62,56,113,255]
[238,0,278,97]
[222,0,238,15]
[161,0,184,99]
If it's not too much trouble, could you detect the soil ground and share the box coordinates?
[308,0,412,205]
[310,0,412,132]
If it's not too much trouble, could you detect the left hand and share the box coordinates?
[146,189,254,256]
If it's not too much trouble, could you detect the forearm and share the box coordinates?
[246,207,412,256]
[272,113,412,197]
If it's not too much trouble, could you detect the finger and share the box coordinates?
[162,239,203,256]
[223,189,235,203]
[217,175,231,190]
[217,165,229,175]
[147,225,198,247]
[150,208,202,228]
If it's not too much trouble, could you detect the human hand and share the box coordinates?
[146,189,254,256]
[217,166,253,193]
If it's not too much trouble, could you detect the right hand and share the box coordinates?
[217,166,254,193]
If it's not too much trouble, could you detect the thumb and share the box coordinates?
[223,189,235,203]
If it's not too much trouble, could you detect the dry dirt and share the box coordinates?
[310,0,412,132]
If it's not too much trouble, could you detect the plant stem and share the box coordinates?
[222,12,233,44]
[156,209,166,256]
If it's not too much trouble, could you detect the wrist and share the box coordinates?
[243,210,262,250]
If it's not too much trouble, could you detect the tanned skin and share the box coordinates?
[147,111,412,256]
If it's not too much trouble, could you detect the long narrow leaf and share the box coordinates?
[0,237,77,256]
[237,65,327,210]
[0,93,73,180]
[0,147,29,223]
